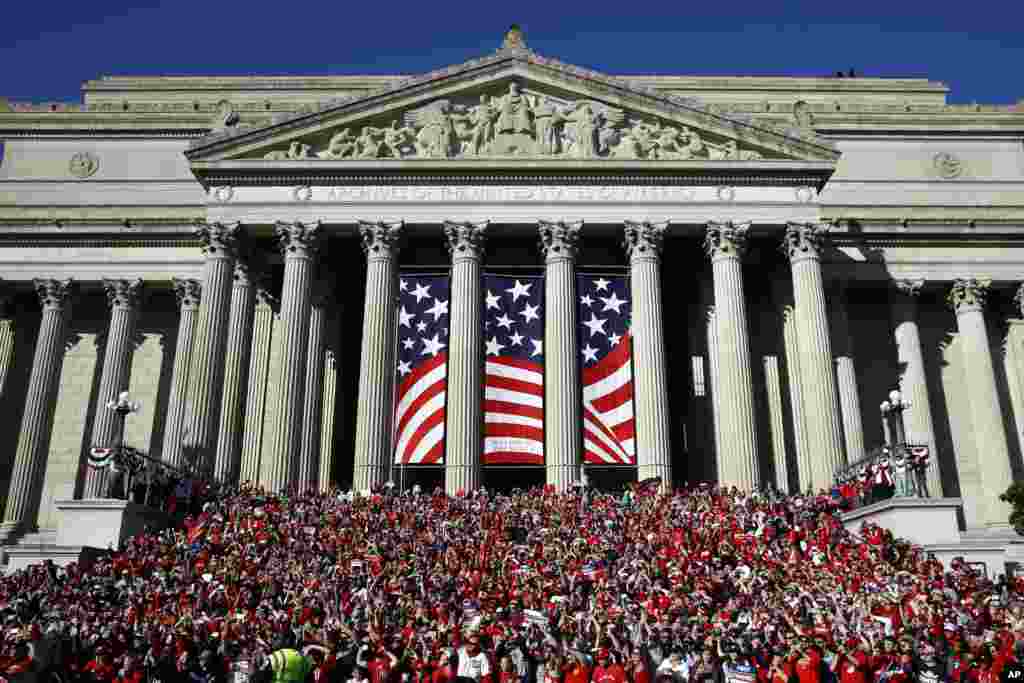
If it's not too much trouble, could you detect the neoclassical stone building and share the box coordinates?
[1,29,1023,552]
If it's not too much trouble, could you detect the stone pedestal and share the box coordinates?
[0,279,75,543]
[841,497,963,546]
[623,221,672,485]
[353,221,403,493]
[444,221,487,495]
[539,220,582,491]
[784,223,845,490]
[704,222,759,488]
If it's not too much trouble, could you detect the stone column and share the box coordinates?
[353,221,403,493]
[829,282,867,466]
[239,287,276,483]
[0,279,74,541]
[948,279,1014,529]
[773,278,811,493]
[0,293,16,401]
[298,282,330,492]
[539,220,583,491]
[704,221,759,489]
[82,278,144,498]
[212,258,258,486]
[161,279,200,469]
[320,342,339,490]
[623,221,672,485]
[762,355,789,493]
[892,279,943,497]
[183,222,238,474]
[444,221,487,495]
[262,221,320,493]
[783,223,845,490]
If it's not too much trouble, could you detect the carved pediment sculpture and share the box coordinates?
[259,83,765,162]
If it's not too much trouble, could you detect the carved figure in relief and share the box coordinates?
[264,141,312,160]
[355,127,386,159]
[562,101,624,158]
[496,82,534,135]
[532,97,565,155]
[317,129,356,159]
[464,95,498,156]
[407,101,459,158]
[382,121,416,158]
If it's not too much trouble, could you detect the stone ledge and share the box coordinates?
[842,497,963,546]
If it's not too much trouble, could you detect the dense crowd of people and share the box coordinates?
[833,447,933,509]
[0,480,1021,683]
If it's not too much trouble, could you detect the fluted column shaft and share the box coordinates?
[262,221,320,493]
[184,222,238,473]
[705,222,759,489]
[949,279,1014,529]
[784,223,845,490]
[298,285,330,491]
[162,280,200,469]
[892,280,942,498]
[762,355,789,492]
[539,221,582,491]
[624,221,672,485]
[444,221,487,495]
[240,288,276,483]
[1,279,74,539]
[320,343,339,490]
[213,260,258,485]
[353,221,403,493]
[0,295,14,401]
[83,279,143,498]
[829,283,867,466]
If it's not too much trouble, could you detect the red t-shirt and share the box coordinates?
[794,650,822,683]
[838,652,868,683]
[369,657,393,683]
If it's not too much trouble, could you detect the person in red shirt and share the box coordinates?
[564,651,591,683]
[791,640,822,683]
[833,639,869,683]
[369,645,398,683]
[592,650,625,683]
[82,646,117,682]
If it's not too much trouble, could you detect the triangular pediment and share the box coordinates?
[186,45,839,172]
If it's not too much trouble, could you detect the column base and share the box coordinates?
[444,465,479,496]
[0,521,28,546]
[546,465,580,492]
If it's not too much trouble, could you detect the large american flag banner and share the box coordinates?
[483,274,545,465]
[578,274,636,465]
[393,274,450,464]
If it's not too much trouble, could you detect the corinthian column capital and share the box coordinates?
[894,279,925,298]
[444,221,488,261]
[275,221,322,259]
[358,220,404,261]
[948,278,992,315]
[538,220,582,262]
[194,221,240,258]
[34,278,75,310]
[704,221,751,261]
[173,278,201,310]
[782,222,828,262]
[103,278,144,310]
[623,220,669,262]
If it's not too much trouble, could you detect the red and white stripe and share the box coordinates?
[484,357,544,464]
[393,352,447,464]
[582,335,635,464]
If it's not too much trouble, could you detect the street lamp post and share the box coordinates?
[880,389,910,446]
[105,390,142,498]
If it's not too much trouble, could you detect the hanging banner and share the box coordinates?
[393,273,450,464]
[482,274,545,465]
[577,274,636,465]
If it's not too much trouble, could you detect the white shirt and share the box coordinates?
[457,648,492,682]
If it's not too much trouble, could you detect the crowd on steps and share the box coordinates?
[0,481,1022,683]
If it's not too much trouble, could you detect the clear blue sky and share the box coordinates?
[3,0,1021,104]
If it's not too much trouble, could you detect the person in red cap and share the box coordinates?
[592,649,625,683]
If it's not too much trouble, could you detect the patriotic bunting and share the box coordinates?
[577,274,636,465]
[482,275,545,465]
[393,274,450,464]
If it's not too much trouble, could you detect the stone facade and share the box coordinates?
[0,35,1023,550]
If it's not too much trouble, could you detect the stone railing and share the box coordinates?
[833,443,932,508]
